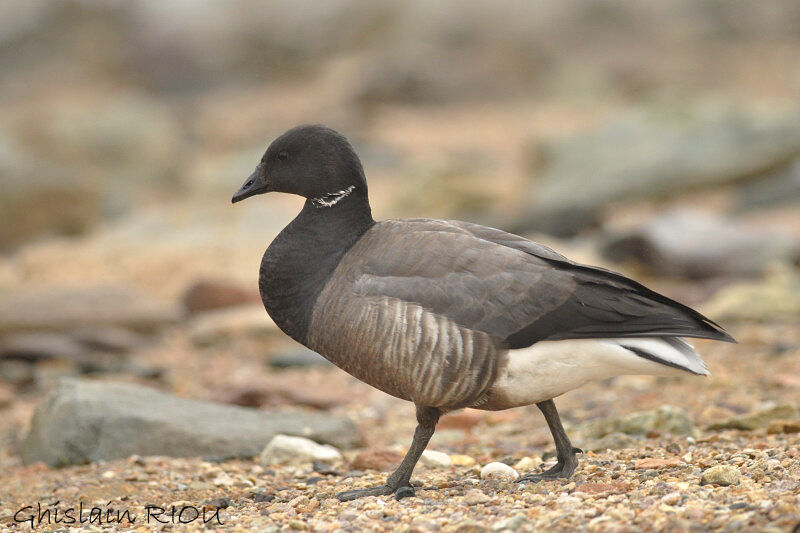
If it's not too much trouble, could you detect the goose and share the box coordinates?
[232,124,734,501]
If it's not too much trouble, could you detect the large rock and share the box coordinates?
[515,103,800,236]
[0,332,85,362]
[701,267,800,322]
[0,132,100,249]
[0,330,141,383]
[182,278,259,315]
[578,405,697,439]
[0,286,181,335]
[735,157,800,211]
[600,209,799,279]
[269,347,332,369]
[707,404,798,431]
[23,378,360,466]
[188,304,279,346]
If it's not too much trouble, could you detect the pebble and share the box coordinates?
[464,489,492,505]
[513,456,542,472]
[212,472,234,487]
[259,435,342,466]
[662,492,682,505]
[420,450,452,468]
[450,454,477,467]
[493,514,527,531]
[700,465,741,486]
[288,495,309,508]
[634,458,681,469]
[480,462,519,482]
[204,497,231,510]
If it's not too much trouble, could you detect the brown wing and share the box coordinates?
[353,219,734,348]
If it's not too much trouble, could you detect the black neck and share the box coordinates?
[259,191,374,344]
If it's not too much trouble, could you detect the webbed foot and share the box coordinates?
[518,447,582,483]
[336,484,415,501]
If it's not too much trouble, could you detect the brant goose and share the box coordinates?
[232,125,735,501]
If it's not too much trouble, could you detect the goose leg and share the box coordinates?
[337,405,440,501]
[518,399,582,483]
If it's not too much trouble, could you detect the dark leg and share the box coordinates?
[337,405,440,501]
[518,399,582,483]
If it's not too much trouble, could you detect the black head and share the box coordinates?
[232,125,368,205]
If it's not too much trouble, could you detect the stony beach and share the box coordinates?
[2,2,800,531]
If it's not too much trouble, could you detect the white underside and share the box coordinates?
[491,337,707,407]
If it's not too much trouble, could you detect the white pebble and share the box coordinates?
[259,434,342,465]
[662,492,681,505]
[420,450,452,468]
[480,462,519,482]
[212,472,234,487]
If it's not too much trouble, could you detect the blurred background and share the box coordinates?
[1,0,800,479]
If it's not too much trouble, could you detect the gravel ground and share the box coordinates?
[2,319,800,532]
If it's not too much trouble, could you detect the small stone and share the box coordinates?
[288,496,309,508]
[665,442,682,454]
[420,450,451,468]
[493,514,527,531]
[312,461,340,475]
[259,435,342,466]
[701,465,741,486]
[634,458,681,469]
[513,456,543,472]
[288,519,306,530]
[204,497,231,510]
[772,501,798,515]
[450,454,476,467]
[662,492,682,505]
[252,492,274,503]
[464,489,491,505]
[454,521,489,533]
[480,462,519,482]
[212,472,234,487]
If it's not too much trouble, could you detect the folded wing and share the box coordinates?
[354,219,734,350]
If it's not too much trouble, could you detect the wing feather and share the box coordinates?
[354,219,734,349]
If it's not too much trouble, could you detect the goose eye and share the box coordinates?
[278,151,289,161]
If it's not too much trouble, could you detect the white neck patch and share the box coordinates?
[311,185,356,208]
